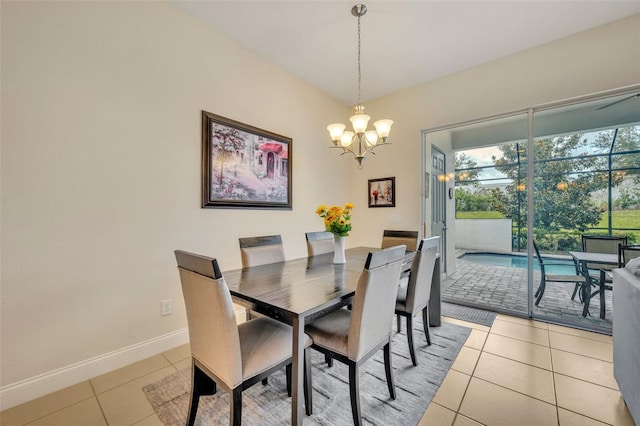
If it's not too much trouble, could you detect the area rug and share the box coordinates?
[143,321,470,426]
[441,301,497,327]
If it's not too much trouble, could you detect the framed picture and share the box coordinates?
[202,111,292,209]
[368,177,395,208]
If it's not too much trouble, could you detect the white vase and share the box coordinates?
[333,235,346,264]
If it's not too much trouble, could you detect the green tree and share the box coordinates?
[211,124,247,183]
[492,134,621,233]
[455,152,481,184]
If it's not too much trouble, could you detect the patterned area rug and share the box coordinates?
[143,321,470,426]
[441,302,497,327]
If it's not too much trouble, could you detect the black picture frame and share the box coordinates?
[368,177,395,208]
[202,111,292,209]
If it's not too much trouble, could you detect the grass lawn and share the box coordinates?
[456,211,505,219]
[597,210,640,229]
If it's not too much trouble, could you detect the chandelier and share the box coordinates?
[326,4,393,168]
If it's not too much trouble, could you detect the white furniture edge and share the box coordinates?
[0,328,189,411]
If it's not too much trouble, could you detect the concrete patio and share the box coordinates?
[442,254,613,334]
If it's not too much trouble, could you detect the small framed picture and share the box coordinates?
[368,177,395,208]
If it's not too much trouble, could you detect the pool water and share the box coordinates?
[459,252,578,275]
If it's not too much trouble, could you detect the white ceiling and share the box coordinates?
[169,1,640,106]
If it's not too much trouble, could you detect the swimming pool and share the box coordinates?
[459,252,578,275]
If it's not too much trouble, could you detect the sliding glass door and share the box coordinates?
[424,88,640,333]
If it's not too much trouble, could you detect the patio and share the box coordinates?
[442,253,613,333]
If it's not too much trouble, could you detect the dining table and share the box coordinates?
[222,246,442,425]
[569,251,620,318]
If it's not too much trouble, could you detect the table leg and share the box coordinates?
[429,258,442,327]
[599,270,606,319]
[291,317,304,426]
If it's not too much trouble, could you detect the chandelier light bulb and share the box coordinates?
[373,119,393,139]
[365,130,378,147]
[327,123,346,144]
[341,131,355,148]
[350,113,370,134]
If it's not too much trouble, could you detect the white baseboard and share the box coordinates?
[0,328,189,411]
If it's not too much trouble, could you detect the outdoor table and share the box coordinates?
[569,251,619,318]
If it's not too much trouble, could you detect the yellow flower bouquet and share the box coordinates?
[315,203,354,237]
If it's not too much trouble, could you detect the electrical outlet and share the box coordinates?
[161,299,173,316]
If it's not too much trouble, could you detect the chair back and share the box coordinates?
[404,237,440,313]
[381,230,419,252]
[347,245,406,362]
[582,235,627,269]
[619,245,640,266]
[305,231,334,256]
[174,250,242,389]
[239,235,285,267]
[532,241,546,276]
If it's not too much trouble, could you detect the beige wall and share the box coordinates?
[0,0,350,402]
[347,14,640,273]
[1,0,639,408]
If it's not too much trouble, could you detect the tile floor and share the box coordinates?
[1,312,634,426]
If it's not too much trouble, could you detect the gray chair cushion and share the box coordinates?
[238,317,312,380]
[304,308,351,357]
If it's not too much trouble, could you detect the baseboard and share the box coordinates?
[0,328,189,411]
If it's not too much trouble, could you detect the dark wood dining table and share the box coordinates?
[569,251,619,318]
[222,246,442,425]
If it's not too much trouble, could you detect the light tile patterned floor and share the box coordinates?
[1,312,634,426]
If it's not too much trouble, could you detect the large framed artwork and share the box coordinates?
[202,111,292,209]
[368,177,395,208]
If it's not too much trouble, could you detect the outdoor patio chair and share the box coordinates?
[533,241,587,306]
[570,235,627,301]
[619,244,640,266]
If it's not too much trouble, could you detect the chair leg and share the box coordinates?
[325,354,333,368]
[262,378,268,385]
[187,364,216,426]
[286,364,292,397]
[230,387,242,426]
[406,314,417,366]
[534,281,546,306]
[348,363,361,426]
[383,340,396,400]
[422,307,431,346]
[304,348,313,415]
[570,282,580,301]
[396,314,401,333]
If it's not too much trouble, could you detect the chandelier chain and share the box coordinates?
[357,13,361,107]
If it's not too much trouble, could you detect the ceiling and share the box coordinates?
[169,1,640,106]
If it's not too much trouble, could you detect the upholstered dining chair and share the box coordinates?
[239,234,286,267]
[381,230,419,253]
[395,236,439,366]
[304,245,406,426]
[174,250,313,426]
[533,241,586,306]
[570,234,628,301]
[239,235,286,321]
[305,231,334,257]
